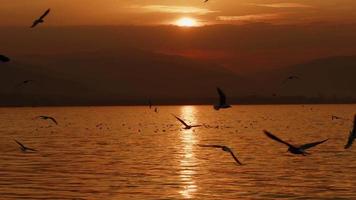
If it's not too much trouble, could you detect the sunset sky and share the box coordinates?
[1,0,356,26]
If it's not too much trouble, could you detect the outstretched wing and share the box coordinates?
[300,139,328,150]
[0,55,10,62]
[39,9,50,20]
[217,87,226,105]
[198,144,225,148]
[263,130,294,148]
[228,150,242,165]
[345,116,356,149]
[344,131,355,149]
[49,117,58,125]
[14,139,26,149]
[173,115,189,127]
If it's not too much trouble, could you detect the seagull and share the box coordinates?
[31,9,51,28]
[204,0,209,2]
[263,130,328,155]
[14,140,37,152]
[37,115,58,125]
[282,75,300,84]
[214,87,231,110]
[0,55,10,62]
[332,115,341,120]
[172,114,201,130]
[198,144,242,165]
[154,107,158,113]
[16,80,35,88]
[344,115,356,149]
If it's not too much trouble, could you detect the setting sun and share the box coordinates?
[175,17,198,27]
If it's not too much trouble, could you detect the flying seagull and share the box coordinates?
[0,55,10,62]
[16,80,35,88]
[214,87,231,110]
[198,144,242,165]
[172,114,201,130]
[282,75,300,84]
[204,0,209,2]
[14,140,37,152]
[31,9,51,28]
[344,114,356,149]
[37,115,58,125]
[263,130,328,155]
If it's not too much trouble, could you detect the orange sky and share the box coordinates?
[1,0,356,26]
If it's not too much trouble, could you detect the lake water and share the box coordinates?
[0,105,355,199]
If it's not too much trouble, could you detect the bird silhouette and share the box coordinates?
[0,55,10,62]
[264,130,328,155]
[16,80,35,88]
[31,9,51,28]
[14,140,37,152]
[198,144,242,165]
[344,115,356,149]
[172,114,201,129]
[282,75,300,84]
[37,115,58,125]
[214,87,231,110]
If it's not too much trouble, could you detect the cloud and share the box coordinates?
[131,5,218,15]
[217,13,281,22]
[251,3,312,8]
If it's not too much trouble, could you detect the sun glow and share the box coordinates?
[175,17,198,27]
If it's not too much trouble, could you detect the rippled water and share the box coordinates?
[0,105,355,199]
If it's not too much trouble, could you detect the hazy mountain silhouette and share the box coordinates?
[252,56,356,97]
[0,48,248,106]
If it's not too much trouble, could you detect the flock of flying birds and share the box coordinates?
[12,87,356,167]
[1,8,355,167]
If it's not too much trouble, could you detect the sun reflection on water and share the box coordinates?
[178,106,199,199]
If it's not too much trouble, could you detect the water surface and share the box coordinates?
[0,105,355,199]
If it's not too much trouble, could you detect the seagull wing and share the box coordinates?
[0,55,10,62]
[344,132,355,149]
[198,144,225,148]
[300,139,328,150]
[48,117,58,125]
[14,140,26,149]
[39,9,50,20]
[173,115,189,127]
[345,115,356,149]
[217,87,226,105]
[191,125,202,128]
[228,150,242,165]
[263,130,294,148]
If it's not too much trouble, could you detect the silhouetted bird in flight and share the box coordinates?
[198,144,242,165]
[263,130,328,155]
[31,9,50,28]
[204,0,209,2]
[0,55,10,62]
[14,140,37,152]
[332,115,342,120]
[282,75,300,84]
[344,115,356,149]
[214,87,231,110]
[172,114,201,130]
[37,115,58,125]
[16,80,35,88]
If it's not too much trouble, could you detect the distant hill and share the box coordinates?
[0,48,247,106]
[260,56,356,97]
